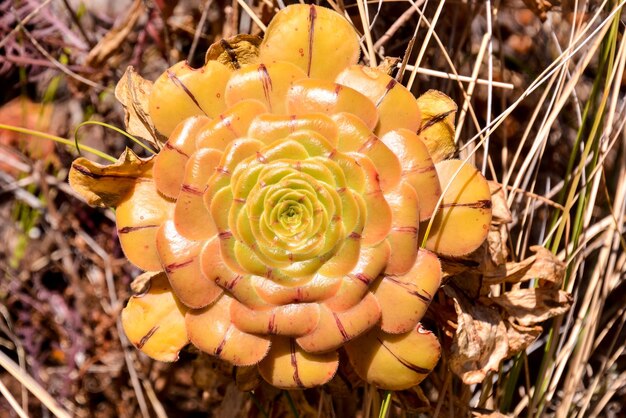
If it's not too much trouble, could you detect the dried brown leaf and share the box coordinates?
[489,182,513,225]
[506,322,542,356]
[69,148,154,208]
[485,245,565,286]
[447,288,509,385]
[488,288,572,327]
[115,66,165,149]
[205,34,262,70]
[86,0,145,67]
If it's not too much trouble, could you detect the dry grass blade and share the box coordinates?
[0,351,72,418]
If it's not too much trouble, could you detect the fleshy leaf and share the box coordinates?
[296,292,381,353]
[226,61,307,113]
[149,61,231,136]
[231,301,321,337]
[287,79,378,130]
[258,337,339,389]
[174,148,222,241]
[156,220,222,309]
[379,129,441,220]
[69,148,153,208]
[345,324,441,390]
[116,179,174,271]
[336,65,421,137]
[121,272,188,362]
[205,34,262,69]
[384,182,419,275]
[153,116,210,199]
[415,90,457,162]
[373,249,441,334]
[186,294,271,366]
[259,4,360,80]
[423,159,492,256]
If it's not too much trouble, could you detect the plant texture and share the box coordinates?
[69,4,492,390]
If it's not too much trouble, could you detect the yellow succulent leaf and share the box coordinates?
[186,294,271,366]
[423,159,492,256]
[345,324,441,390]
[248,113,338,146]
[296,292,381,353]
[153,116,210,199]
[373,249,441,334]
[384,181,419,276]
[116,180,174,271]
[258,336,339,389]
[156,220,223,309]
[173,148,222,241]
[259,4,360,81]
[69,148,153,208]
[380,129,441,220]
[231,301,321,337]
[121,272,189,362]
[287,79,378,130]
[149,61,231,136]
[225,61,307,113]
[205,34,262,69]
[415,90,458,162]
[336,65,421,137]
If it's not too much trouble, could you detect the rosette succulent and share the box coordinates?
[70,4,492,390]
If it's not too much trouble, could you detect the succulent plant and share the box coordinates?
[69,4,492,390]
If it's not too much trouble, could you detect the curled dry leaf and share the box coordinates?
[505,322,542,357]
[488,287,572,327]
[484,245,566,286]
[447,288,509,385]
[69,148,154,207]
[205,34,262,70]
[115,67,165,149]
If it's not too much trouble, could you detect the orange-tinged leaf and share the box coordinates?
[69,148,153,208]
[116,180,174,271]
[259,4,359,81]
[195,100,267,150]
[251,274,343,305]
[205,34,262,69]
[415,90,457,163]
[247,113,338,145]
[345,324,440,390]
[296,292,380,353]
[336,65,421,136]
[332,113,401,192]
[258,337,339,388]
[373,250,441,334]
[423,159,492,256]
[149,61,230,136]
[324,240,390,311]
[121,272,188,362]
[226,61,307,113]
[287,79,378,130]
[384,182,419,275]
[186,294,271,366]
[156,221,222,309]
[354,156,392,246]
[380,129,441,220]
[174,148,222,241]
[230,301,320,337]
[153,116,210,198]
